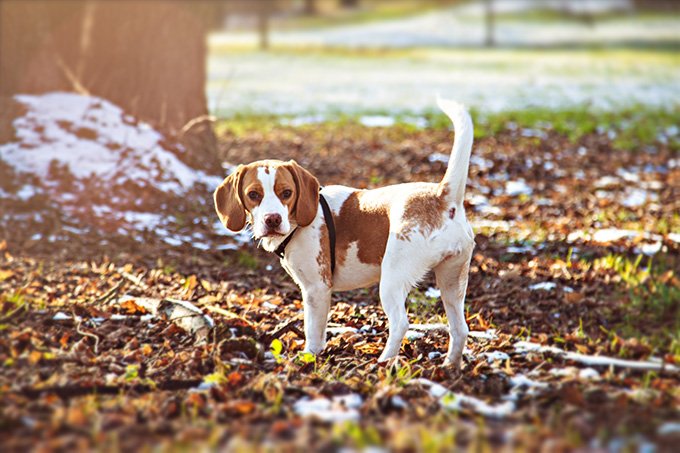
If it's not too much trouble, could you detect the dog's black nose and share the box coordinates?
[264,214,282,229]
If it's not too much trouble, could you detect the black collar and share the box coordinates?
[273,193,336,274]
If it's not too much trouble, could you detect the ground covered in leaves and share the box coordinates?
[1,119,679,451]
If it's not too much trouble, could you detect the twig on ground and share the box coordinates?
[117,296,213,341]
[205,304,255,327]
[91,280,125,305]
[121,271,149,290]
[72,310,100,354]
[515,341,680,374]
[15,379,203,399]
[0,302,27,323]
[264,314,304,342]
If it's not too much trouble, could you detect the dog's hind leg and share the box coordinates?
[376,242,428,363]
[377,278,411,362]
[434,248,473,369]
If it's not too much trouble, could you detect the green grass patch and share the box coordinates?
[593,253,680,356]
[216,105,680,153]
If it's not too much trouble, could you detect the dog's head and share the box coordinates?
[214,160,319,238]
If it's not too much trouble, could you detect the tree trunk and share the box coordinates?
[303,0,318,16]
[340,0,359,8]
[484,0,495,47]
[0,0,218,170]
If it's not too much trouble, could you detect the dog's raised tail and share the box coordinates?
[437,97,473,206]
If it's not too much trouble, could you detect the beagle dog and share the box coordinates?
[214,98,474,368]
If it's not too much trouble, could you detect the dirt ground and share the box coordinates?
[1,123,679,451]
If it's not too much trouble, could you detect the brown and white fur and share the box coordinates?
[214,98,474,368]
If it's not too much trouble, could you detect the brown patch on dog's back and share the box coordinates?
[335,191,389,266]
[398,185,448,241]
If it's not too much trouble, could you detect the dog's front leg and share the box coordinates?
[301,284,331,354]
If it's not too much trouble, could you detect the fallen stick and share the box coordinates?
[15,379,203,399]
[121,271,149,290]
[409,324,498,340]
[73,309,100,354]
[264,314,304,342]
[514,341,680,374]
[118,296,214,342]
[204,305,254,327]
[0,302,27,323]
[91,280,125,305]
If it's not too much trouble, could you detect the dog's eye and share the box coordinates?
[248,191,261,201]
[281,189,292,199]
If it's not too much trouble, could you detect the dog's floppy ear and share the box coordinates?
[214,165,247,232]
[286,160,319,227]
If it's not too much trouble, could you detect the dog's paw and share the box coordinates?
[377,353,399,365]
[302,343,326,355]
[441,356,464,371]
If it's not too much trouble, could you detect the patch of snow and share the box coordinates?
[403,116,428,128]
[481,351,510,363]
[410,323,447,332]
[622,188,656,208]
[413,376,545,419]
[468,329,497,340]
[658,422,680,436]
[476,205,503,216]
[579,368,601,380]
[405,330,425,341]
[593,229,658,243]
[428,153,449,164]
[213,219,252,245]
[507,245,534,254]
[529,282,557,291]
[636,241,663,256]
[505,180,533,197]
[668,233,680,244]
[594,176,621,189]
[16,185,40,200]
[616,168,640,183]
[424,287,441,298]
[471,219,513,232]
[121,211,165,231]
[293,394,362,423]
[359,115,395,127]
[568,228,666,244]
[640,180,663,191]
[468,194,488,206]
[0,93,213,195]
[208,1,677,117]
[162,236,184,247]
[334,393,363,409]
[521,128,547,139]
[428,351,442,360]
[279,115,325,127]
[359,325,377,335]
[327,326,359,335]
[470,155,494,171]
[391,395,408,409]
[52,312,72,321]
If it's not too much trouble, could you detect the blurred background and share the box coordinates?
[206,0,680,118]
[2,0,679,159]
